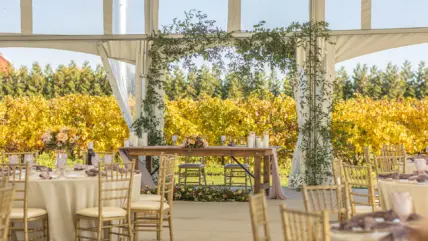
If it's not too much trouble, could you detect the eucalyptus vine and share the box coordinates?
[132,10,333,186]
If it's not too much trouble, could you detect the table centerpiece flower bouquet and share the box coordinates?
[181,135,208,149]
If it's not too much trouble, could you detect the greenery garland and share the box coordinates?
[132,10,332,186]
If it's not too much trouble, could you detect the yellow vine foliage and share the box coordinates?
[1,94,427,164]
[0,95,129,152]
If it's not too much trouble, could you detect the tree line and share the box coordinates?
[0,61,112,98]
[1,60,428,100]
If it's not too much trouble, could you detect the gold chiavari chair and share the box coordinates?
[248,192,271,241]
[302,185,349,222]
[131,154,176,241]
[0,163,49,241]
[0,186,15,241]
[74,161,135,241]
[373,145,406,174]
[342,164,380,216]
[1,152,39,165]
[332,158,343,185]
[280,204,330,241]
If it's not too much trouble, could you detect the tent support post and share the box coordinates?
[96,42,133,129]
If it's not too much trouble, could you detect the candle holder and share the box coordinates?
[221,135,226,146]
[172,135,178,146]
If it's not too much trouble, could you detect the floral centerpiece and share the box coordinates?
[41,126,79,151]
[181,135,208,149]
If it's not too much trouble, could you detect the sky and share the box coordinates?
[2,0,428,73]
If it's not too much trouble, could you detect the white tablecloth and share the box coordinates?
[20,172,141,241]
[378,179,428,216]
[331,231,390,241]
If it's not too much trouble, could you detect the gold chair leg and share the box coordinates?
[44,215,50,241]
[158,213,163,241]
[75,216,80,241]
[203,168,207,186]
[168,213,173,241]
[97,219,103,241]
[24,218,29,241]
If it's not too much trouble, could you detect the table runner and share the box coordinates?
[270,148,286,199]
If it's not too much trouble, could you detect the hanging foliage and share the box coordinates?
[132,10,332,186]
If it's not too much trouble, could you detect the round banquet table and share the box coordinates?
[18,171,141,241]
[378,179,428,217]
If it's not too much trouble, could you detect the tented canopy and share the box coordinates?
[1,0,428,187]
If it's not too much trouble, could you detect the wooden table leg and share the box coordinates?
[146,156,152,174]
[254,156,261,194]
[263,155,271,196]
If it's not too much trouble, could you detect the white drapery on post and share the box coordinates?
[288,40,336,188]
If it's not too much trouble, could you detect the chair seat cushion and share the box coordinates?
[76,207,127,218]
[224,164,249,169]
[131,201,170,211]
[139,194,165,202]
[179,163,204,168]
[355,205,382,214]
[11,208,47,219]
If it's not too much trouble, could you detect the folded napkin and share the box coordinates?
[74,164,86,171]
[378,173,414,180]
[35,165,52,172]
[85,168,98,177]
[392,192,413,221]
[39,171,52,180]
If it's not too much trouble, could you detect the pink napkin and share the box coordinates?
[39,171,52,180]
[392,192,413,221]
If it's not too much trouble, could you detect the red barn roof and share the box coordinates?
[0,53,10,73]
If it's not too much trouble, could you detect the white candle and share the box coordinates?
[142,132,148,146]
[256,137,263,148]
[138,138,144,146]
[221,135,226,142]
[88,142,94,150]
[124,139,130,147]
[263,132,269,148]
[247,136,254,148]
[130,135,138,147]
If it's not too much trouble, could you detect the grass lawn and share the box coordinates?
[174,174,289,187]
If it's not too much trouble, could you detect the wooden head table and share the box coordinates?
[119,146,273,195]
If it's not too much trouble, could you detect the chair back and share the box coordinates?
[0,186,15,241]
[302,184,348,222]
[157,154,176,210]
[0,163,29,221]
[1,152,38,165]
[371,146,406,174]
[342,164,376,215]
[280,204,330,241]
[248,192,271,241]
[98,161,135,217]
[332,158,343,185]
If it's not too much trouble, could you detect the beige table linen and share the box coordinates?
[331,231,390,241]
[378,179,428,216]
[19,172,141,241]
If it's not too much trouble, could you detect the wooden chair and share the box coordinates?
[138,154,173,202]
[342,164,380,216]
[1,152,39,165]
[74,161,135,241]
[302,184,349,222]
[372,145,406,174]
[131,154,176,241]
[280,204,330,241]
[224,157,253,191]
[0,186,15,241]
[248,192,271,241]
[177,157,207,187]
[332,158,343,185]
[0,163,49,240]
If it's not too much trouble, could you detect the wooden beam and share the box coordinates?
[96,42,133,129]
[228,0,241,32]
[361,0,372,30]
[103,0,113,35]
[20,0,32,34]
